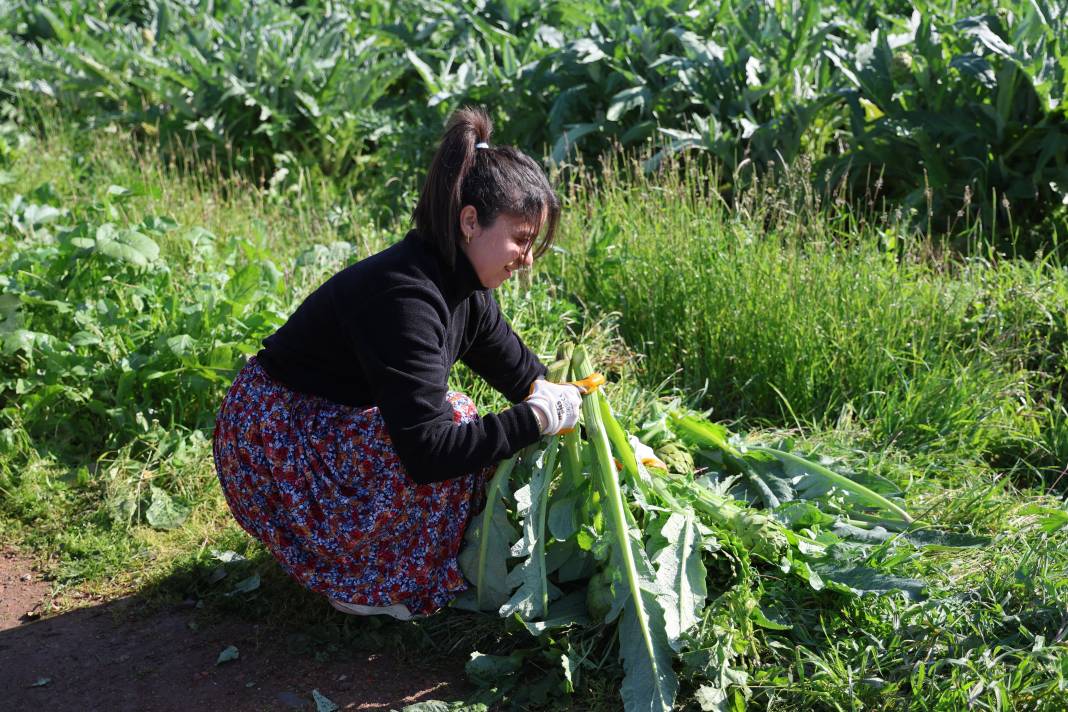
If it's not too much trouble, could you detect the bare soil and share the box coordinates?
[1,546,51,627]
[0,548,472,711]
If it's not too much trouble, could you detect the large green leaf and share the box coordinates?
[731,450,794,508]
[465,651,525,687]
[551,122,601,164]
[607,85,651,122]
[516,589,590,635]
[820,565,926,600]
[650,511,707,652]
[751,446,913,523]
[94,224,160,268]
[499,441,561,620]
[145,485,190,530]
[548,495,579,541]
[618,587,678,712]
[0,293,21,333]
[224,263,263,307]
[457,457,519,611]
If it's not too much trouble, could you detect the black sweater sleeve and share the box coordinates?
[349,287,542,485]
[462,291,548,403]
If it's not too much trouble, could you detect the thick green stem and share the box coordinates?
[573,348,662,670]
[751,446,913,524]
[534,438,559,617]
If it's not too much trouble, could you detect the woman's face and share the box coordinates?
[458,207,538,289]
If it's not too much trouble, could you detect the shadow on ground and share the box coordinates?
[0,547,493,712]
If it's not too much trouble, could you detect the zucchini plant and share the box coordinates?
[455,343,932,711]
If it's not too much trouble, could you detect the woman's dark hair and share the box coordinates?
[412,106,560,268]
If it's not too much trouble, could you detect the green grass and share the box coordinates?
[2,121,1068,710]
[551,152,1068,485]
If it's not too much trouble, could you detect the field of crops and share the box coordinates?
[2,2,1068,711]
[3,0,1068,248]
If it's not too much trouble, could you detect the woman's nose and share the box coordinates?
[522,249,534,267]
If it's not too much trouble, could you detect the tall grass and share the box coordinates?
[552,153,1068,480]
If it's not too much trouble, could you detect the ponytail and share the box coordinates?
[412,107,560,268]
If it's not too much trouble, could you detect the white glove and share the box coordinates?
[525,379,583,436]
[628,435,667,470]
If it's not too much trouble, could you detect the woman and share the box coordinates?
[212,107,583,621]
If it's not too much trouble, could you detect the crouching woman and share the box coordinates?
[212,107,582,621]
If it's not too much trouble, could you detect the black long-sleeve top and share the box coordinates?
[256,230,547,484]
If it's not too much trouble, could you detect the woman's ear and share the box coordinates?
[459,205,480,241]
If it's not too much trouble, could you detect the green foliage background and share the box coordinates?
[3,0,1068,249]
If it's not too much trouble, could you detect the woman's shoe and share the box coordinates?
[328,597,419,621]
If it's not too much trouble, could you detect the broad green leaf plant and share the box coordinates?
[456,342,939,711]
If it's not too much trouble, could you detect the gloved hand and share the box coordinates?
[525,379,583,436]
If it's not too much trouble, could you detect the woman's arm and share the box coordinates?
[461,291,548,402]
[350,287,541,484]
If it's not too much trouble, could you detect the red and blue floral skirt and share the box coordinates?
[212,357,491,616]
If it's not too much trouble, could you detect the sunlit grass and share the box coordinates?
[551,152,1068,483]
[2,122,1067,710]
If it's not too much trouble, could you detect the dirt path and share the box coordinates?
[0,548,472,711]
[1,546,52,627]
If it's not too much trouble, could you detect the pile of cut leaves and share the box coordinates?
[453,345,976,711]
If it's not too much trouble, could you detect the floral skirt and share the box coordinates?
[212,357,491,616]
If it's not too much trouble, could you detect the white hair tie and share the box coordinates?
[475,142,490,149]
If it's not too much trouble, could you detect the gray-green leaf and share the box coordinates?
[499,442,559,620]
[227,574,261,596]
[694,683,728,711]
[821,566,926,600]
[618,590,678,712]
[465,651,523,687]
[652,511,707,651]
[95,224,160,267]
[166,334,195,358]
[457,458,518,611]
[146,486,189,530]
[216,645,239,665]
[548,495,579,540]
[311,689,338,712]
[516,589,589,636]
